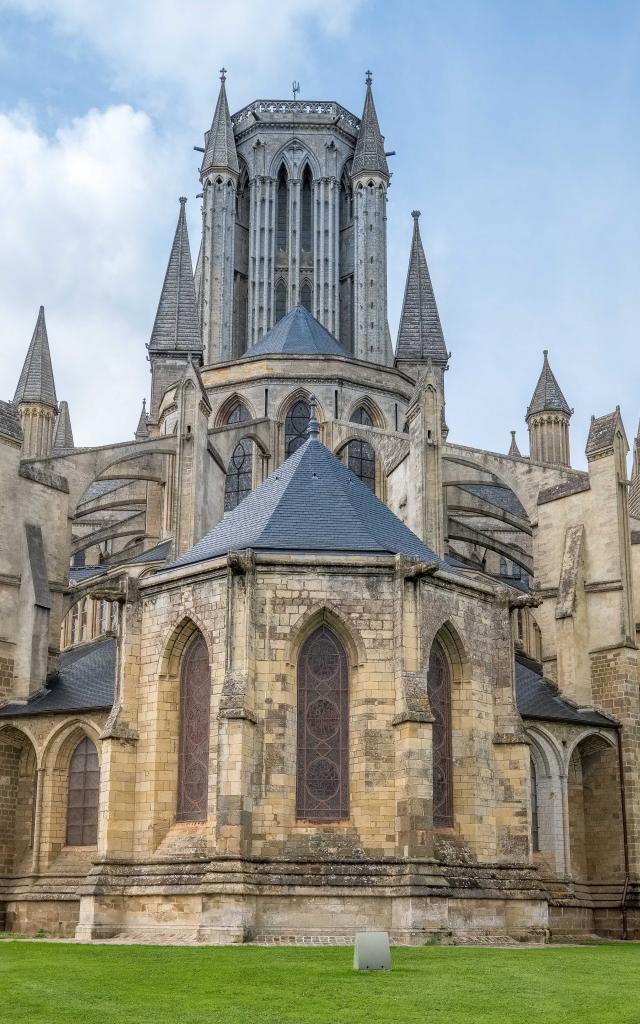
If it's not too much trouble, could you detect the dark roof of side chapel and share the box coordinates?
[0,400,22,442]
[164,435,447,571]
[515,653,613,727]
[527,351,571,418]
[245,306,349,357]
[69,564,108,583]
[0,636,116,717]
[128,539,173,564]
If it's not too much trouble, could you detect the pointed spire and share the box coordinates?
[352,71,389,179]
[201,68,239,174]
[527,350,571,418]
[135,398,149,440]
[52,400,74,451]
[307,394,320,439]
[13,306,58,410]
[508,430,521,457]
[148,198,203,354]
[395,211,448,365]
[629,420,640,518]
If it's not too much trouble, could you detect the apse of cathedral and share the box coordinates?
[1,71,639,944]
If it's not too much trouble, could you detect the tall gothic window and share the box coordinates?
[275,279,287,324]
[224,403,252,512]
[177,633,211,822]
[285,399,311,456]
[276,165,288,253]
[300,279,312,313]
[339,169,353,229]
[427,641,453,827]
[66,737,100,846]
[348,407,376,492]
[301,165,313,253]
[530,756,540,852]
[296,625,349,821]
[236,167,250,226]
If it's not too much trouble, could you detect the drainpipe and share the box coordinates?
[616,725,630,941]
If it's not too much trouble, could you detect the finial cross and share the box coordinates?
[365,69,372,85]
[219,67,227,83]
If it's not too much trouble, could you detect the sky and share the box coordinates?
[0,0,639,465]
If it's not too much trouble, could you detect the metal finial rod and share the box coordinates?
[307,395,319,438]
[292,80,300,100]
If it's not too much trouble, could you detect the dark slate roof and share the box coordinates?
[585,410,623,460]
[13,306,58,410]
[245,306,348,357]
[128,539,172,564]
[352,77,389,178]
[0,400,22,442]
[148,199,202,354]
[0,636,116,717]
[165,436,447,571]
[527,351,571,417]
[460,483,527,518]
[395,211,447,365]
[202,75,239,173]
[69,564,108,583]
[52,400,74,451]
[515,654,613,727]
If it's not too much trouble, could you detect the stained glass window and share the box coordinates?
[296,626,349,822]
[276,165,288,253]
[66,737,100,845]
[285,399,311,456]
[177,633,211,822]
[224,403,252,511]
[427,641,453,827]
[348,407,376,492]
[301,165,313,253]
[530,757,540,852]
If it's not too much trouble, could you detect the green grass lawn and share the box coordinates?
[0,941,638,1024]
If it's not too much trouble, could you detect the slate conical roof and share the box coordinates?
[395,211,447,365]
[245,306,348,357]
[527,351,571,418]
[166,434,445,571]
[508,431,521,457]
[13,306,58,410]
[352,73,389,179]
[135,399,149,440]
[201,72,239,174]
[148,198,202,354]
[52,400,74,451]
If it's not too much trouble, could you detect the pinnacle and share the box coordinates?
[52,400,74,451]
[201,71,239,174]
[135,398,149,440]
[527,350,571,418]
[13,305,58,410]
[395,211,447,365]
[352,73,388,179]
[508,430,521,458]
[148,199,202,354]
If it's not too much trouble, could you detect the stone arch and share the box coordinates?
[345,395,386,429]
[274,276,287,323]
[269,138,321,179]
[334,434,382,496]
[215,393,256,427]
[39,720,103,861]
[0,725,38,874]
[525,725,566,874]
[566,730,624,882]
[158,614,212,680]
[276,387,326,424]
[288,604,366,671]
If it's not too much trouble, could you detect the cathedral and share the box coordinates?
[1,71,639,944]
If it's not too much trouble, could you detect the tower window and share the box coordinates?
[276,165,288,253]
[285,399,311,456]
[301,165,313,253]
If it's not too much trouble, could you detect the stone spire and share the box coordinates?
[13,306,58,410]
[630,419,640,519]
[395,211,448,369]
[52,400,74,451]
[352,71,389,179]
[526,351,572,466]
[201,68,239,175]
[135,398,149,440]
[148,198,202,354]
[508,431,521,457]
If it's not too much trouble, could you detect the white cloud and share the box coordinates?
[0,104,189,445]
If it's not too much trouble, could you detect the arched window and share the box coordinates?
[276,165,288,253]
[300,279,312,313]
[285,399,311,456]
[66,737,100,846]
[177,633,211,822]
[301,165,313,253]
[224,403,252,512]
[275,279,287,324]
[296,625,349,821]
[530,756,540,852]
[427,641,453,827]
[348,407,376,492]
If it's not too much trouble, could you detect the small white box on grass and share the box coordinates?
[353,931,392,971]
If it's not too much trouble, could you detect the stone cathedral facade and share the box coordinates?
[1,73,639,944]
